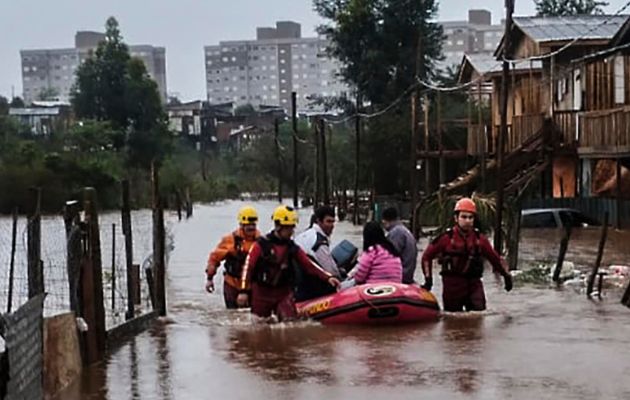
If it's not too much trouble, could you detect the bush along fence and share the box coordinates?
[0,167,172,399]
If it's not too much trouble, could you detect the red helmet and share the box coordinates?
[454,197,477,214]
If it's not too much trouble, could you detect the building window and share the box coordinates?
[280,59,286,64]
[222,57,228,62]
[456,40,464,46]
[280,49,286,54]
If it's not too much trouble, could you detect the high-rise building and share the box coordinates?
[204,21,348,113]
[20,31,167,104]
[440,9,504,67]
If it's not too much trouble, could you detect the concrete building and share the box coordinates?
[204,21,348,113]
[20,31,167,104]
[440,9,504,68]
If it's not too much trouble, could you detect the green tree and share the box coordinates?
[71,17,170,169]
[0,95,9,115]
[10,97,25,108]
[37,87,60,101]
[314,0,443,106]
[535,0,608,16]
[234,104,256,116]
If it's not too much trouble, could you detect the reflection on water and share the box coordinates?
[57,201,630,400]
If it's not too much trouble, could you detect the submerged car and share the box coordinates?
[521,208,601,229]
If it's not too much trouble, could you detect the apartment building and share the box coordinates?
[21,31,167,104]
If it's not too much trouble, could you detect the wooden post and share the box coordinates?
[292,92,299,208]
[185,187,192,218]
[508,201,522,271]
[145,266,156,310]
[152,163,167,316]
[175,190,182,221]
[131,264,141,305]
[354,95,361,225]
[63,200,81,314]
[313,117,320,208]
[7,208,18,313]
[274,118,283,203]
[121,180,135,320]
[438,91,445,185]
[111,223,116,311]
[410,93,419,237]
[82,187,106,364]
[478,81,486,192]
[552,225,572,283]
[616,159,621,229]
[320,118,330,205]
[27,187,44,299]
[587,212,609,297]
[495,0,514,254]
[423,95,431,193]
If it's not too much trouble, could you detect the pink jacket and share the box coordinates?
[353,245,403,284]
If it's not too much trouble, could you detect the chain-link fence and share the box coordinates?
[0,208,170,330]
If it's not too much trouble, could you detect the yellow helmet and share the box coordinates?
[272,205,298,226]
[237,206,258,224]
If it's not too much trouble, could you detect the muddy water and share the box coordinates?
[59,201,630,400]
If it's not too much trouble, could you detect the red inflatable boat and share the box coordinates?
[296,283,440,325]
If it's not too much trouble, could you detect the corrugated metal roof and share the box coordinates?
[464,52,542,76]
[514,15,629,42]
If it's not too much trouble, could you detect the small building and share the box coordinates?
[8,101,72,136]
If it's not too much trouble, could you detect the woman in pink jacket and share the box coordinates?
[352,221,403,284]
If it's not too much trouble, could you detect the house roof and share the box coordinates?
[458,52,542,83]
[513,15,628,43]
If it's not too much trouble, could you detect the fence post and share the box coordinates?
[82,187,106,364]
[131,264,141,305]
[27,187,44,299]
[185,187,193,218]
[552,225,572,283]
[63,200,81,315]
[121,180,135,320]
[587,212,609,297]
[7,207,18,313]
[111,223,116,311]
[152,163,167,316]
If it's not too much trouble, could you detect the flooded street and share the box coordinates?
[60,200,630,400]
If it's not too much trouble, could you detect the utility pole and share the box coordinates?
[495,0,514,253]
[274,118,283,203]
[292,92,299,208]
[438,91,445,185]
[353,95,361,225]
[478,81,486,192]
[313,117,321,208]
[423,95,431,193]
[410,29,422,237]
[320,117,330,205]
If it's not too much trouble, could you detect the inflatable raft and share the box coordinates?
[296,282,440,325]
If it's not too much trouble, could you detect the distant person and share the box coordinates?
[205,206,261,308]
[421,198,513,312]
[350,221,403,286]
[294,205,341,301]
[236,205,340,320]
[381,207,418,284]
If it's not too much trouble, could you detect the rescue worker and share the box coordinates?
[294,205,341,301]
[381,207,418,284]
[205,206,261,308]
[236,205,341,320]
[420,198,513,312]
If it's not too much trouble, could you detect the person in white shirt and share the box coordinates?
[294,205,341,301]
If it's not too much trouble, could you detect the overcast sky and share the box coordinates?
[0,0,628,101]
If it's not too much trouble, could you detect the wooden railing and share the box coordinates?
[553,110,579,146]
[467,125,488,156]
[508,114,544,153]
[580,106,630,148]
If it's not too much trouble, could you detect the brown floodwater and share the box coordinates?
[58,200,630,400]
